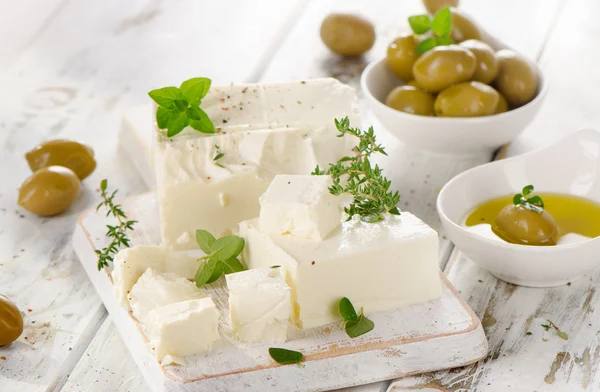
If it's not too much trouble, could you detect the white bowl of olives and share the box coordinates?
[437,129,600,287]
[360,7,548,156]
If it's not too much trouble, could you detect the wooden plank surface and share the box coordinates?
[0,1,305,392]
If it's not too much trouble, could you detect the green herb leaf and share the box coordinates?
[345,313,375,338]
[211,236,245,260]
[513,194,523,205]
[431,6,452,36]
[268,348,304,366]
[195,258,219,287]
[416,36,439,54]
[523,185,534,197]
[156,107,175,129]
[271,265,281,268]
[180,77,211,104]
[174,99,188,112]
[557,331,569,340]
[148,87,182,110]
[437,35,454,45]
[196,229,216,254]
[206,260,224,284]
[525,331,532,336]
[339,297,358,322]
[221,257,246,274]
[100,179,107,192]
[167,111,189,137]
[408,14,431,34]
[541,324,551,331]
[527,195,544,209]
[189,108,216,134]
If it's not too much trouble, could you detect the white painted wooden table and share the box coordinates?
[2,0,599,391]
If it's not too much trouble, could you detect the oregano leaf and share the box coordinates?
[339,297,358,322]
[180,77,211,104]
[431,6,452,37]
[408,14,431,34]
[148,87,182,109]
[212,235,245,260]
[195,258,219,287]
[221,257,246,274]
[416,36,439,54]
[189,108,216,134]
[195,229,216,254]
[167,111,189,137]
[268,348,304,366]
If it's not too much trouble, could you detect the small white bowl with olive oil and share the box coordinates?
[437,129,600,287]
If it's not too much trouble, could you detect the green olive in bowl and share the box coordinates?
[18,166,81,216]
[493,205,558,246]
[386,34,419,81]
[495,94,509,114]
[413,45,477,92]
[459,39,498,84]
[320,13,375,56]
[385,86,435,116]
[423,0,459,14]
[0,295,23,347]
[26,139,96,180]
[434,81,501,117]
[450,8,483,43]
[495,49,539,107]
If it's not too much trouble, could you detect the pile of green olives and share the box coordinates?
[18,140,96,217]
[385,7,539,117]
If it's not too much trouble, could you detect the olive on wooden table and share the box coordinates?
[423,0,459,14]
[18,166,81,217]
[450,8,483,43]
[434,81,500,117]
[26,139,96,180]
[459,39,498,84]
[495,94,508,114]
[495,49,539,107]
[386,34,419,81]
[493,204,558,246]
[320,13,375,56]
[0,295,23,347]
[412,45,476,92]
[385,86,435,116]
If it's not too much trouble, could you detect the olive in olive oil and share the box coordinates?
[465,193,600,243]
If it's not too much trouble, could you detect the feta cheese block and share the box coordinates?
[226,268,291,343]
[146,298,220,361]
[128,268,206,323]
[259,175,342,240]
[155,78,360,251]
[112,245,199,310]
[240,213,443,329]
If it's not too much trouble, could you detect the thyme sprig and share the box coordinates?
[95,179,137,271]
[513,184,544,213]
[312,117,400,223]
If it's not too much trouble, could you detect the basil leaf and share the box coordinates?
[196,229,216,254]
[212,236,245,260]
[523,185,534,196]
[408,14,431,34]
[180,77,211,103]
[206,261,223,284]
[431,6,452,37]
[415,36,439,54]
[221,257,246,274]
[268,348,303,366]
[167,111,189,137]
[195,258,219,287]
[189,108,216,134]
[148,87,182,109]
[345,314,375,338]
[339,297,358,322]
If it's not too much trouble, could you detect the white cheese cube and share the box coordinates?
[240,213,442,329]
[128,268,205,323]
[112,246,199,310]
[154,78,359,251]
[146,298,220,361]
[259,175,342,240]
[226,268,291,343]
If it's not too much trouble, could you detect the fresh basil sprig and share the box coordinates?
[339,297,374,338]
[409,6,454,54]
[194,229,246,287]
[149,77,215,137]
[268,347,304,367]
[513,185,544,213]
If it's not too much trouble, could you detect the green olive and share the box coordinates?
[493,204,558,246]
[18,166,81,217]
[434,81,500,117]
[320,13,375,56]
[451,8,483,43]
[459,39,499,84]
[495,94,508,114]
[423,0,459,14]
[386,34,419,81]
[26,140,96,180]
[413,45,476,92]
[0,295,23,347]
[385,86,435,116]
[495,49,539,107]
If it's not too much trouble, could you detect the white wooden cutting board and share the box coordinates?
[71,192,487,391]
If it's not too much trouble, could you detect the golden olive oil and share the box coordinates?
[465,193,600,239]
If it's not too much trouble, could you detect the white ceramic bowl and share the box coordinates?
[360,57,548,157]
[437,129,600,287]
